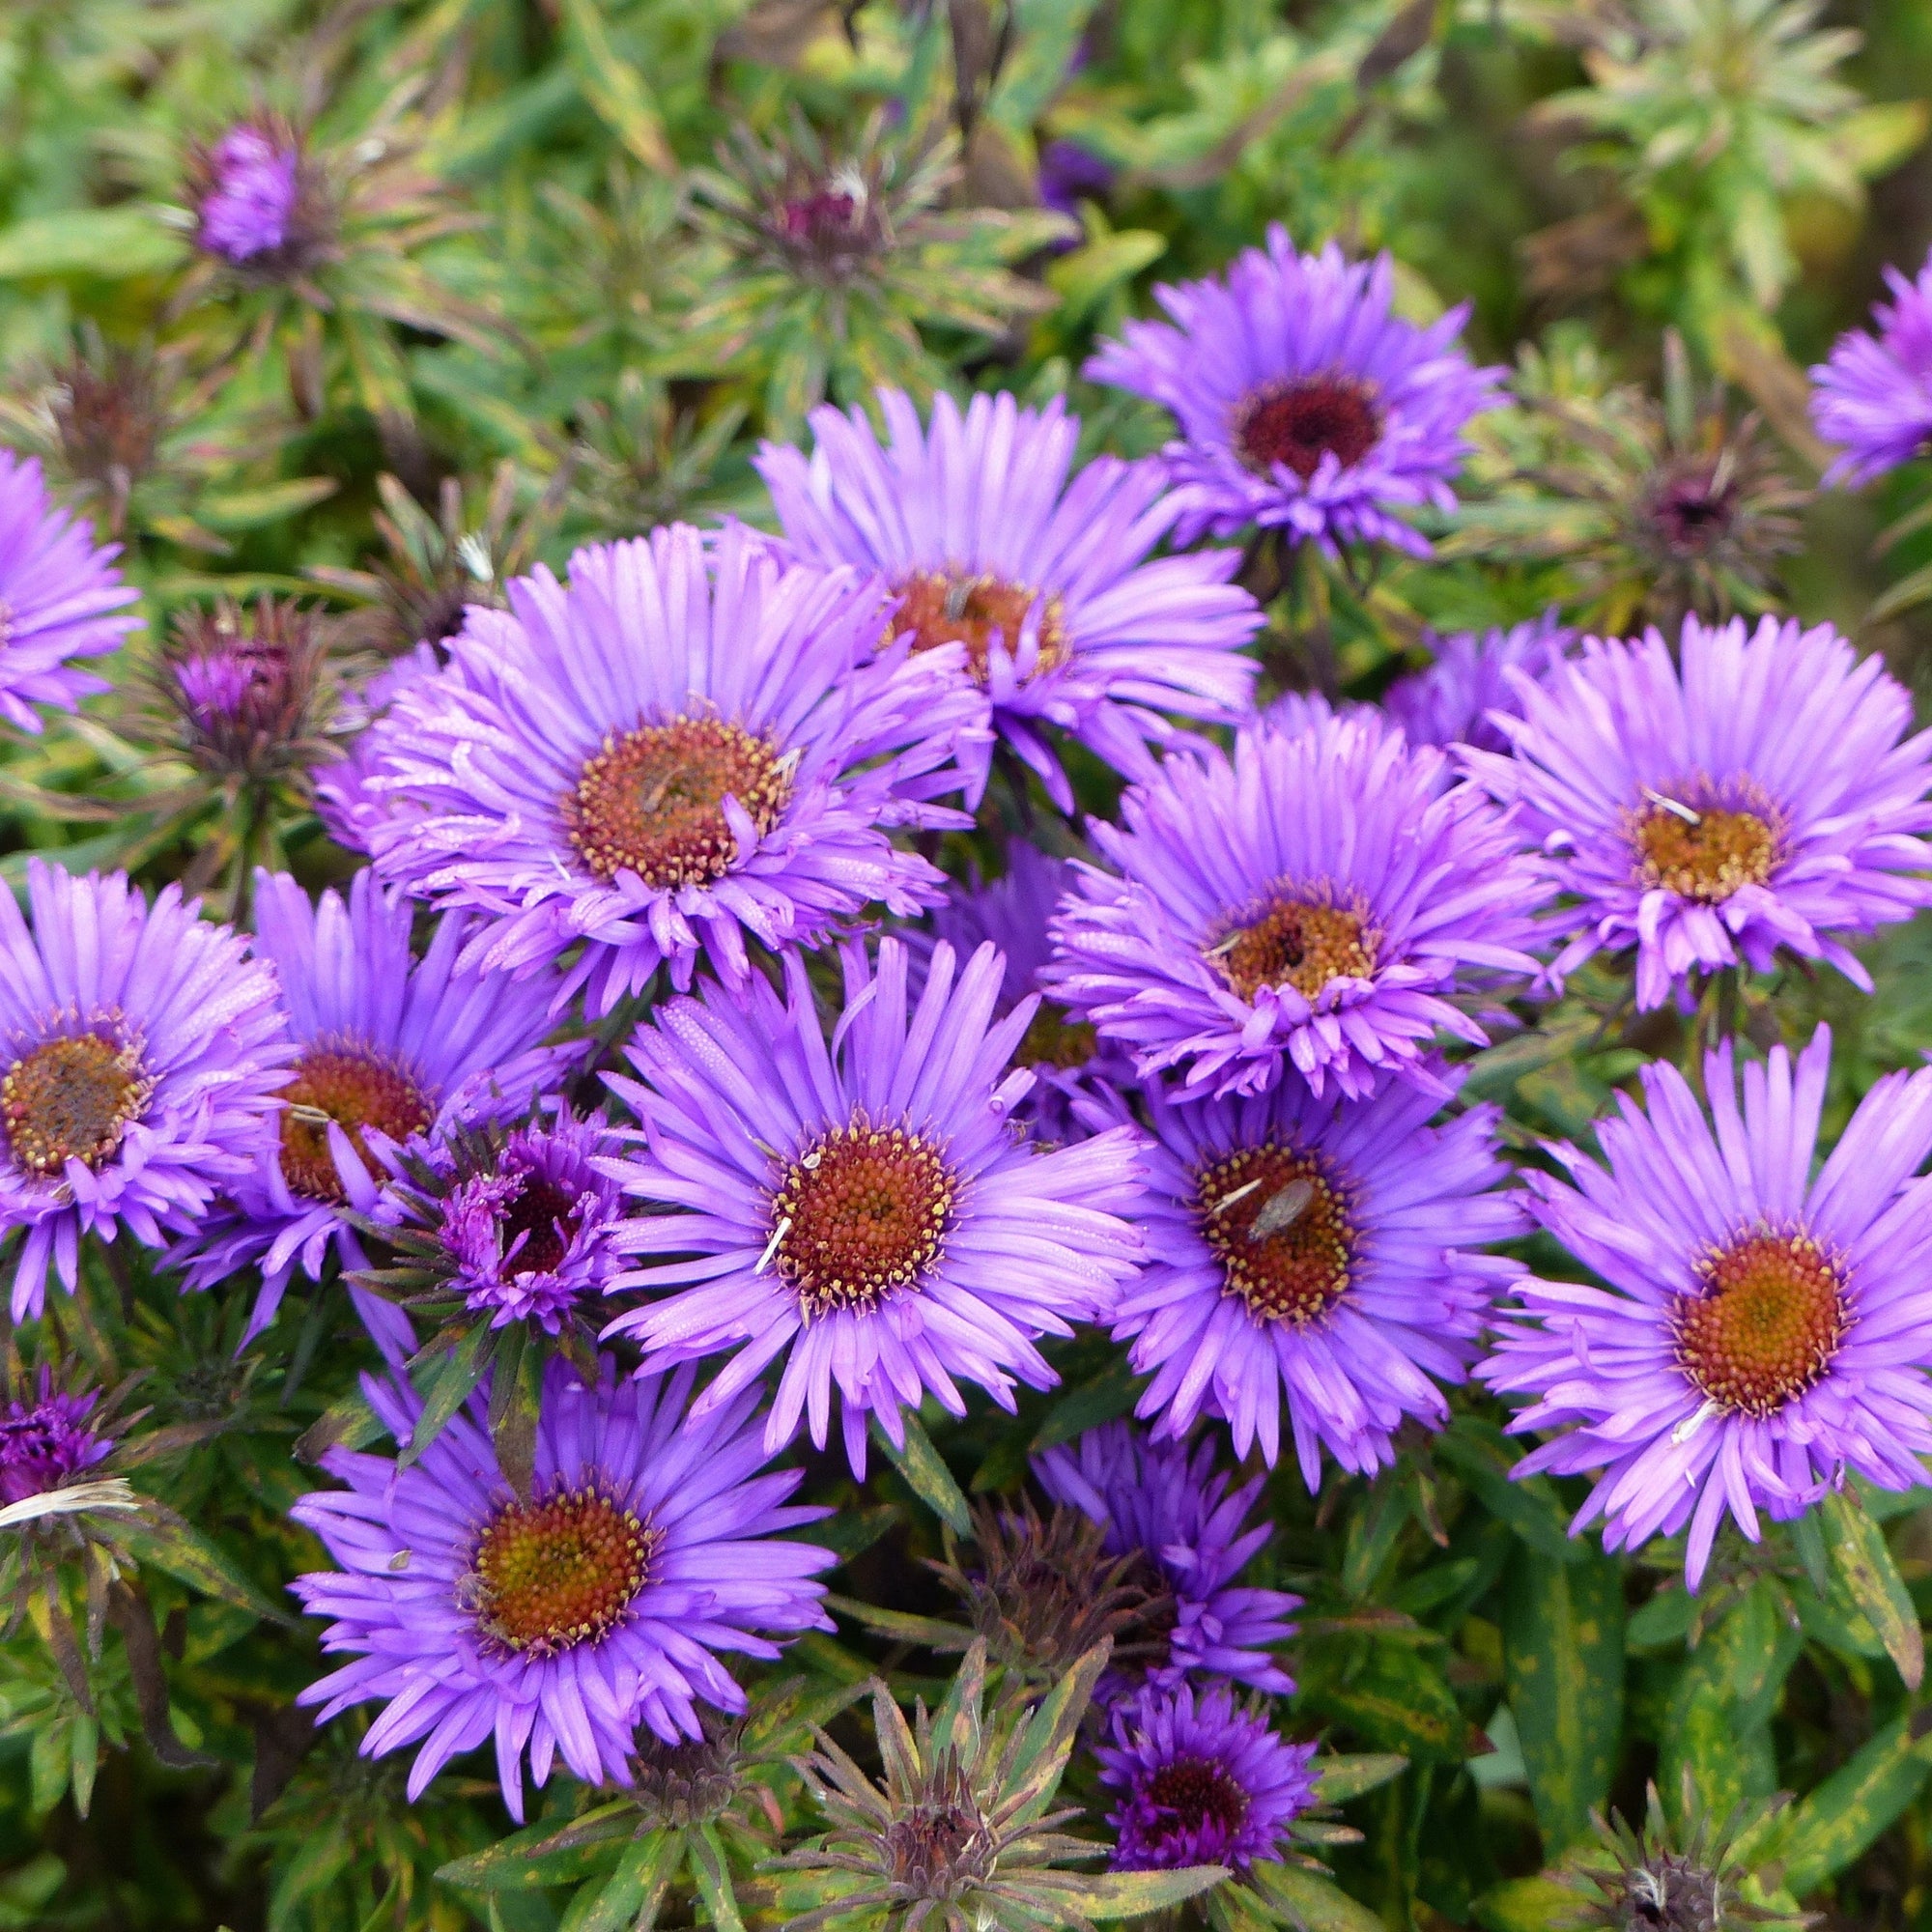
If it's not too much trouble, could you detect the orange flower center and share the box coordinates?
[468,1484,659,1656]
[893,571,1070,687]
[278,1046,434,1204]
[1235,376,1381,480]
[564,716,792,888]
[770,1118,956,1319]
[1634,797,1776,904]
[1,1033,151,1179]
[1195,1143,1354,1327]
[1672,1231,1847,1417]
[1210,896,1377,1003]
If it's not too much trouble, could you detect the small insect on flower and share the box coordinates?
[1046,710,1548,1101]
[604,935,1147,1474]
[292,1356,833,1820]
[0,863,292,1321]
[1483,1025,1932,1590]
[1461,614,1932,1012]
[0,448,140,735]
[1084,230,1502,554]
[1096,1681,1318,1876]
[757,386,1262,810]
[1812,246,1932,486]
[171,869,569,1350]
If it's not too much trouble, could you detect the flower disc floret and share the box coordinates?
[468,1483,661,1657]
[278,1045,434,1206]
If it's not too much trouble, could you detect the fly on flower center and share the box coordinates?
[1208,893,1378,1004]
[278,1045,434,1205]
[466,1482,661,1657]
[1195,1143,1355,1327]
[1672,1230,1848,1418]
[767,1117,956,1319]
[893,571,1072,688]
[563,715,793,888]
[1146,1756,1250,1837]
[1234,375,1382,481]
[1631,786,1778,904]
[1,1031,153,1179]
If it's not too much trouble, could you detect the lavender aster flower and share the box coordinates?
[1106,1073,1521,1484]
[1481,1026,1932,1591]
[1097,1682,1317,1875]
[1810,252,1932,485]
[1084,231,1503,554]
[603,936,1148,1474]
[1046,712,1548,1102]
[1381,612,1573,755]
[355,524,981,1012]
[173,868,567,1347]
[193,123,302,266]
[291,1356,833,1819]
[0,1370,112,1505]
[756,388,1263,810]
[1461,614,1932,1012]
[1034,1421,1299,1692]
[0,448,140,733]
[0,863,291,1321]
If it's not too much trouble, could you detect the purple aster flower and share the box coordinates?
[1104,1071,1522,1484]
[0,448,140,734]
[602,935,1148,1474]
[1033,1420,1299,1692]
[1037,140,1114,221]
[755,388,1263,811]
[0,1370,113,1506]
[1097,1681,1317,1875]
[354,524,981,1013]
[1461,614,1932,1013]
[1045,711,1549,1102]
[1810,253,1932,486]
[172,868,568,1348]
[373,1110,628,1335]
[316,639,443,855]
[194,123,301,265]
[1084,231,1503,554]
[914,842,1132,1143]
[1480,1026,1932,1591]
[1381,611,1573,755]
[291,1355,834,1818]
[0,863,291,1321]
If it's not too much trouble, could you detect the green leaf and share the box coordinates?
[1756,1709,1932,1894]
[108,1510,296,1627]
[559,0,672,170]
[563,1831,680,1932]
[1050,1865,1231,1918]
[294,1386,384,1463]
[404,1323,496,1468]
[808,1505,900,1564]
[1503,1545,1625,1853]
[1660,1580,1800,1825]
[0,208,185,280]
[1032,1355,1142,1451]
[688,1824,746,1932]
[1470,1876,1577,1932]
[1044,230,1166,327]
[438,1807,635,1889]
[1822,1490,1923,1690]
[1312,1753,1407,1804]
[197,477,339,531]
[1296,1633,1484,1764]
[874,1409,972,1536]
[1833,99,1931,180]
[1247,1860,1383,1932]
[820,1593,965,1648]
[1435,1420,1582,1565]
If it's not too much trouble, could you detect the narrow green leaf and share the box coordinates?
[1248,1860,1383,1931]
[1006,1640,1109,1809]
[1435,1420,1582,1565]
[1032,1355,1142,1451]
[108,1511,296,1627]
[807,1504,899,1564]
[564,1831,680,1932]
[1660,1580,1799,1826]
[404,1323,495,1468]
[1312,1753,1407,1804]
[559,0,673,169]
[1760,1709,1932,1894]
[437,1808,634,1889]
[1044,230,1166,326]
[688,1824,746,1932]
[1822,1490,1924,1690]
[874,1410,972,1536]
[1296,1633,1484,1764]
[820,1593,965,1648]
[1503,1546,1624,1852]
[1052,1865,1231,1918]
[0,208,185,280]
[294,1386,384,1463]
[1469,1876,1577,1932]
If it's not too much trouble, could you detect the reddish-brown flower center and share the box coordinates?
[893,572,1070,687]
[278,1046,434,1205]
[1,1033,151,1179]
[1235,377,1382,481]
[1147,1756,1250,1836]
[1016,1003,1097,1070]
[1195,1143,1354,1326]
[564,715,792,889]
[769,1117,956,1319]
[501,1173,579,1276]
[467,1483,659,1656]
[1633,797,1776,904]
[1210,895,1377,1004]
[1673,1231,1847,1418]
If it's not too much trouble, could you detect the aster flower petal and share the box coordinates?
[1810,251,1932,486]
[1462,614,1932,1012]
[1381,612,1574,755]
[756,387,1263,810]
[0,862,293,1320]
[291,1355,834,1820]
[1084,231,1503,554]
[603,935,1148,1471]
[1046,710,1550,1101]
